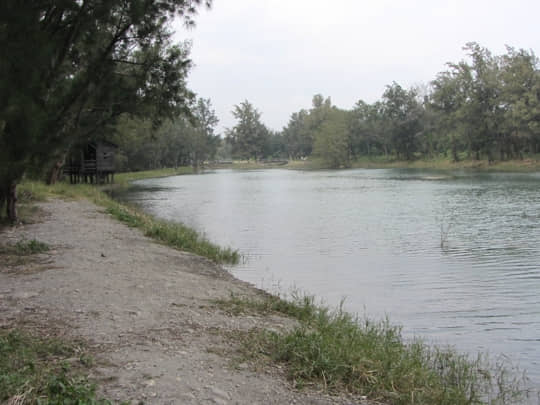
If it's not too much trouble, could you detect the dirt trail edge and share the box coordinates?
[0,199,372,405]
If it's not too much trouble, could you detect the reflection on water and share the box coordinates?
[118,168,540,384]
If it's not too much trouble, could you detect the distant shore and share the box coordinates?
[206,157,540,172]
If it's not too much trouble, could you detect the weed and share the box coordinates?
[0,329,112,404]
[105,202,239,264]
[14,239,50,255]
[0,239,50,268]
[221,294,529,405]
[214,292,317,322]
[114,167,193,186]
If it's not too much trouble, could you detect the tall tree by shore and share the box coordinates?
[225,101,270,160]
[0,0,211,221]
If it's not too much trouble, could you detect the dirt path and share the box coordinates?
[0,199,370,405]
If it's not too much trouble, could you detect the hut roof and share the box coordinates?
[89,140,119,150]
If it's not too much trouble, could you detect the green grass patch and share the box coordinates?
[0,239,50,268]
[105,202,239,264]
[222,294,528,405]
[285,155,540,172]
[0,329,112,404]
[350,156,540,172]
[214,292,318,322]
[0,239,49,256]
[14,239,50,255]
[114,167,194,186]
[17,179,239,265]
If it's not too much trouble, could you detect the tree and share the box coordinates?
[112,98,219,171]
[313,109,351,168]
[183,98,220,169]
[382,82,424,160]
[264,130,287,159]
[225,101,269,160]
[0,0,210,221]
[349,100,386,157]
[499,47,540,157]
[282,110,311,159]
[306,94,333,139]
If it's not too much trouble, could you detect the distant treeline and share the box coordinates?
[225,43,540,167]
[116,42,539,170]
[112,98,221,172]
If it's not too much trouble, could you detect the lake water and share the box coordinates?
[119,168,540,385]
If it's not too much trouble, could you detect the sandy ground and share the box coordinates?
[0,199,373,405]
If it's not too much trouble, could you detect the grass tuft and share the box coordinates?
[214,292,318,322]
[106,202,239,264]
[0,239,50,256]
[0,329,112,404]
[114,167,194,186]
[222,294,529,405]
[14,239,50,255]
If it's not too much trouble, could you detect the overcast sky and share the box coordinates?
[174,0,540,134]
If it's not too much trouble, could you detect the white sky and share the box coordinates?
[174,0,540,134]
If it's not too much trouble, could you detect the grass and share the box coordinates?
[13,239,50,255]
[0,239,50,256]
[351,155,540,172]
[114,166,194,186]
[214,292,319,322]
[208,156,540,172]
[16,179,239,265]
[285,155,540,172]
[0,329,113,404]
[105,202,239,264]
[0,238,51,269]
[218,293,529,405]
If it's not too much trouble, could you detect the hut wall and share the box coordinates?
[96,144,116,171]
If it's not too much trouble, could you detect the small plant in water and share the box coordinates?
[437,205,458,249]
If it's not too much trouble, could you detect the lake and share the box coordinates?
[118,168,540,384]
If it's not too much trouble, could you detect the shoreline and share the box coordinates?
[206,157,540,172]
[1,179,531,404]
[1,197,370,404]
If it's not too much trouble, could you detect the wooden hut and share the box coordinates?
[65,141,118,184]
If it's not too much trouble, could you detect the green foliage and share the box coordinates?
[225,101,270,160]
[224,295,527,404]
[114,167,194,185]
[106,202,239,264]
[0,329,111,404]
[0,0,210,220]
[224,44,539,170]
[13,239,50,255]
[282,110,312,158]
[430,43,540,162]
[112,98,220,171]
[214,292,318,323]
[0,239,50,256]
[381,83,424,161]
[313,109,351,168]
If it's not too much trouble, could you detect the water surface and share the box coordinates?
[119,168,540,383]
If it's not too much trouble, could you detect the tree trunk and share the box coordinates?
[6,182,17,222]
[452,142,459,162]
[0,185,6,218]
[47,159,65,185]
